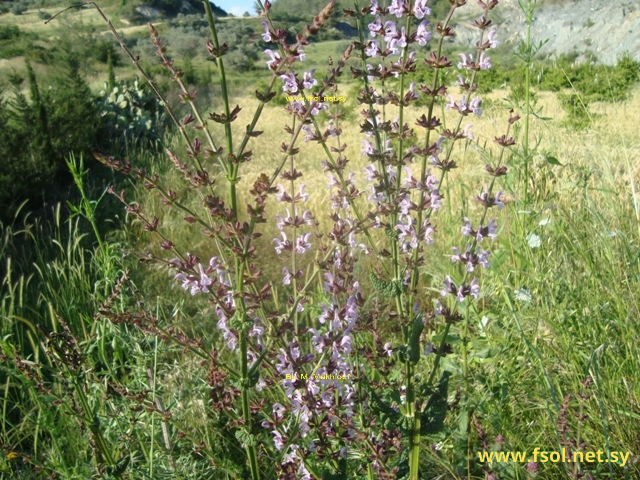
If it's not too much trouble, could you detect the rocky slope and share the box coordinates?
[455,0,640,65]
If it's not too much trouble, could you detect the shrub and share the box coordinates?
[0,57,100,221]
[91,2,518,479]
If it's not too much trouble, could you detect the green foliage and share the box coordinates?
[0,25,22,41]
[537,53,640,102]
[95,39,123,66]
[0,25,35,60]
[11,2,27,15]
[558,92,592,129]
[0,55,100,221]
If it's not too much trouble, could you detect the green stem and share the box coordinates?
[523,4,532,206]
[203,0,237,216]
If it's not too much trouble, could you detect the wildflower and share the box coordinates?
[526,233,542,249]
[414,0,431,18]
[298,184,309,202]
[302,125,315,142]
[295,233,313,254]
[280,72,298,94]
[368,16,383,37]
[273,232,292,254]
[389,0,407,18]
[476,190,504,210]
[441,276,480,301]
[282,267,293,285]
[416,20,431,46]
[478,51,492,69]
[264,49,281,70]
[458,52,492,70]
[515,287,532,302]
[365,40,381,58]
[469,97,482,115]
[310,101,328,116]
[485,29,498,48]
[302,69,317,89]
[272,430,286,450]
[261,21,272,42]
[174,261,215,296]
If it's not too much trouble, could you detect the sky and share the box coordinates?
[212,0,257,17]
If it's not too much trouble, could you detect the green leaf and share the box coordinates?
[407,316,424,364]
[546,155,563,166]
[421,371,449,435]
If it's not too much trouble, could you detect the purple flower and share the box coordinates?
[264,49,281,70]
[487,30,499,48]
[298,184,309,202]
[273,232,292,254]
[310,101,328,116]
[275,184,290,202]
[301,125,315,142]
[469,97,482,115]
[441,276,480,301]
[272,430,286,450]
[365,40,380,58]
[282,267,293,285]
[478,52,491,70]
[458,52,492,71]
[295,233,312,254]
[261,21,272,42]
[383,20,398,44]
[216,314,238,350]
[362,140,375,157]
[368,16,383,37]
[280,72,298,94]
[388,27,407,54]
[174,260,215,295]
[462,217,474,237]
[389,0,406,18]
[302,69,317,89]
[416,20,431,46]
[476,190,505,210]
[414,0,431,19]
[469,278,480,298]
[396,217,419,252]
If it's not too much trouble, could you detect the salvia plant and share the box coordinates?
[47,0,521,478]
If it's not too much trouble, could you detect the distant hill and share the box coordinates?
[135,0,228,17]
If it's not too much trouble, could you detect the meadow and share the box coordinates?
[1,0,640,479]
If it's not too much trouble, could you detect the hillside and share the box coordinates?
[451,0,639,65]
